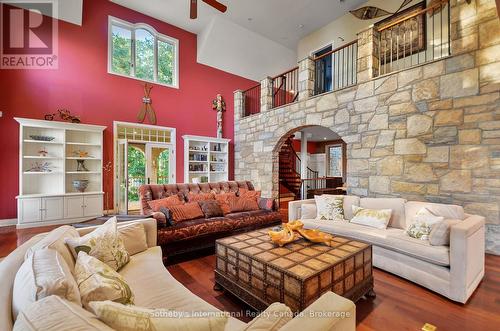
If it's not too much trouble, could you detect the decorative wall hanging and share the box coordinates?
[350,0,413,20]
[44,109,81,123]
[376,2,427,64]
[212,94,226,138]
[137,83,157,125]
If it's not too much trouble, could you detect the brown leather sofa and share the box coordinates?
[139,181,283,258]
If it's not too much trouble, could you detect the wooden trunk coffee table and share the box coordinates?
[214,227,374,312]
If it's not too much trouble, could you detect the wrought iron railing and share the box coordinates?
[376,0,450,76]
[242,84,261,117]
[313,41,358,95]
[300,177,344,200]
[272,67,299,108]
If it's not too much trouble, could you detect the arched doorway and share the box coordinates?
[274,125,347,207]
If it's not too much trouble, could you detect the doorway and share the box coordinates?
[114,122,176,215]
[314,44,333,94]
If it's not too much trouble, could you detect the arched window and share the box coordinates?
[108,16,179,88]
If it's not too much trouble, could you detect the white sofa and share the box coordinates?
[289,197,485,304]
[0,219,356,331]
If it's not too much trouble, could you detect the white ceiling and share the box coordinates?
[110,0,367,80]
[294,126,341,142]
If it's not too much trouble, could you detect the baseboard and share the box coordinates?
[0,219,17,227]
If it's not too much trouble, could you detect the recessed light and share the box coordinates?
[247,18,253,21]
[324,137,327,140]
[298,24,304,29]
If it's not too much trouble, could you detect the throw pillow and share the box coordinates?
[13,248,81,319]
[300,204,317,220]
[413,207,444,228]
[243,302,293,331]
[168,202,205,224]
[13,295,113,331]
[350,206,392,229]
[215,192,238,215]
[407,222,431,240]
[74,252,134,309]
[89,301,228,331]
[230,190,261,213]
[314,195,344,221]
[198,200,224,218]
[429,219,461,246]
[25,225,79,272]
[66,217,129,271]
[186,192,215,202]
[117,223,148,256]
[147,195,184,212]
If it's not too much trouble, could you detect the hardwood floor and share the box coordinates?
[2,224,500,330]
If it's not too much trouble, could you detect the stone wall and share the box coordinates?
[234,0,500,253]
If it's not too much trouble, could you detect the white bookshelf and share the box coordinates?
[15,118,106,228]
[182,135,230,183]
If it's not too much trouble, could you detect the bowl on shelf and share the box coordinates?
[72,180,89,192]
[29,135,55,141]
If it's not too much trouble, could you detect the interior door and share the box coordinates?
[117,140,128,214]
[145,143,175,185]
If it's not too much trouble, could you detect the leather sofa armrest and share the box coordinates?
[288,199,316,221]
[279,291,355,331]
[258,197,276,211]
[449,214,485,303]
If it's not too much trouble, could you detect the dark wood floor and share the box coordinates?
[1,223,500,330]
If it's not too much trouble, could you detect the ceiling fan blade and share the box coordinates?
[202,0,227,13]
[190,0,197,19]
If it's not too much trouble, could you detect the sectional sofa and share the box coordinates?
[289,196,485,303]
[0,219,356,331]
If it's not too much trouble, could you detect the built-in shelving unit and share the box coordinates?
[183,135,230,183]
[15,118,106,228]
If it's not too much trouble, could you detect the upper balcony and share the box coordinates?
[235,0,452,118]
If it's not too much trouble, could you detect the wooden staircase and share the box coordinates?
[279,138,318,201]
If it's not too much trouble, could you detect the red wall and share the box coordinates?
[291,140,318,154]
[0,1,256,220]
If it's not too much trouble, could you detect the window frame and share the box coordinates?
[107,16,179,89]
[325,143,344,178]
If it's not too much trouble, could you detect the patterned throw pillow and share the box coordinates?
[74,252,134,309]
[230,190,261,213]
[413,208,444,228]
[89,301,228,331]
[65,217,129,271]
[186,192,215,202]
[147,195,184,212]
[198,200,224,218]
[314,195,344,221]
[406,207,445,241]
[350,206,392,229]
[214,192,237,215]
[168,202,205,224]
[407,222,431,240]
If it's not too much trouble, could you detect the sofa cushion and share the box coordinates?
[199,200,224,218]
[118,222,148,256]
[168,202,205,224]
[147,195,184,212]
[405,201,465,227]
[158,217,233,244]
[342,195,361,220]
[314,195,344,221]
[25,225,79,273]
[118,247,245,331]
[350,206,392,229]
[13,248,81,319]
[360,198,407,229]
[187,192,215,202]
[215,192,237,215]
[230,190,261,212]
[300,219,450,266]
[429,219,461,246]
[13,295,113,331]
[243,302,292,331]
[226,210,282,230]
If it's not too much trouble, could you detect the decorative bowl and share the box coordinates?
[30,135,55,141]
[297,228,334,244]
[73,180,89,192]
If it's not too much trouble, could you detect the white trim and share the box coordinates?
[107,16,179,89]
[0,219,17,227]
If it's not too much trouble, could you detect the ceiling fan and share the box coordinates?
[190,0,227,19]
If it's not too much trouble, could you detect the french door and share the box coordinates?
[145,143,175,185]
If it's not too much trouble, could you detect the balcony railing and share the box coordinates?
[272,67,299,108]
[243,84,261,117]
[376,0,450,76]
[313,41,358,95]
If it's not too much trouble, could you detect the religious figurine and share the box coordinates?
[212,94,226,138]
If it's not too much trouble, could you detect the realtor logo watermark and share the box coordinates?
[1,0,58,69]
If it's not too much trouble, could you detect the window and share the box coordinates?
[108,17,178,88]
[326,144,343,177]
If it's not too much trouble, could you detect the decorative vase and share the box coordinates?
[73,180,89,192]
[76,159,89,172]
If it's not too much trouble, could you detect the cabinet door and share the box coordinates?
[18,198,41,224]
[42,197,64,221]
[83,195,103,217]
[64,196,84,219]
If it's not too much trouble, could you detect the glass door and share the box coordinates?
[117,140,128,214]
[145,143,175,185]
[314,45,333,94]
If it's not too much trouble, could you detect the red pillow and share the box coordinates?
[168,202,204,224]
[186,192,215,202]
[215,192,237,215]
[231,190,261,212]
[147,195,184,212]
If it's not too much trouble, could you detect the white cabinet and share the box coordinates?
[18,198,41,224]
[42,197,64,221]
[15,117,106,228]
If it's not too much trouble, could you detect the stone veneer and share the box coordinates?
[234,0,500,254]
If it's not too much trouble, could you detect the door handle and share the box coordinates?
[147,177,151,184]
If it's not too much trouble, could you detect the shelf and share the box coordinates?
[210,161,226,164]
[66,142,101,146]
[66,171,101,174]
[66,157,100,160]
[23,171,62,175]
[189,171,208,174]
[24,139,63,145]
[189,149,208,153]
[17,191,104,199]
[210,151,227,154]
[210,171,227,174]
[23,156,62,159]
[189,160,208,163]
